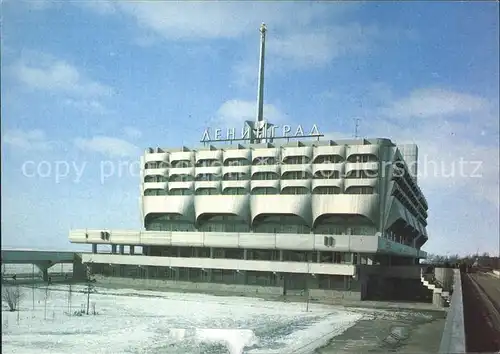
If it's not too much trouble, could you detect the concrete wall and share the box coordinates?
[95,275,281,296]
[93,275,362,301]
[72,254,87,281]
[309,289,361,301]
[70,230,423,259]
[435,267,454,291]
[438,269,466,353]
[82,253,356,276]
[358,265,424,279]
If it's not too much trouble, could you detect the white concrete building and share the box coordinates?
[68,24,429,301]
[69,137,429,300]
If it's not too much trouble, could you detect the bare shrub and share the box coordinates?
[2,286,22,312]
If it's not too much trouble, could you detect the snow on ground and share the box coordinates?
[2,284,364,354]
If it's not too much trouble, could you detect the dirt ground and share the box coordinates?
[316,308,446,353]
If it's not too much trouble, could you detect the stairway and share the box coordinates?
[421,273,451,306]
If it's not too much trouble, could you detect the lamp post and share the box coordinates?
[304,256,317,313]
[305,261,311,312]
[32,264,35,311]
[86,261,94,315]
[15,275,20,324]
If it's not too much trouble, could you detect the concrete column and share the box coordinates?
[193,248,199,257]
[277,273,284,288]
[119,245,125,255]
[433,293,445,308]
[308,275,318,289]
[42,269,49,282]
[316,251,320,263]
[111,245,117,254]
[243,249,248,260]
[279,250,283,261]
[210,248,214,258]
[130,246,135,255]
[72,254,86,281]
[92,244,97,254]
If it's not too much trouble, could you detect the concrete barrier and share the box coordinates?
[438,269,466,353]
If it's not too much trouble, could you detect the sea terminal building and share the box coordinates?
[69,133,429,301]
[69,23,429,301]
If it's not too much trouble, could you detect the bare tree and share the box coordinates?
[2,286,22,312]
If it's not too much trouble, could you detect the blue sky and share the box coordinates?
[1,1,499,256]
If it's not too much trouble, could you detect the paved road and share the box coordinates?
[470,272,500,312]
[463,272,500,353]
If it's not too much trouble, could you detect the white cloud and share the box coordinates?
[63,99,112,115]
[80,2,371,68]
[11,55,113,98]
[74,136,139,158]
[232,24,387,87]
[268,24,380,67]
[99,2,351,40]
[381,88,490,120]
[216,99,287,126]
[322,87,499,209]
[231,61,260,89]
[2,129,57,151]
[78,0,116,15]
[387,121,498,208]
[123,127,142,139]
[78,2,388,79]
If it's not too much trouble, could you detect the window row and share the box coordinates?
[144,170,380,183]
[144,154,379,169]
[145,220,376,236]
[144,186,375,196]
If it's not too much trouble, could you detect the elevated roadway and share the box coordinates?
[439,268,500,353]
[1,249,86,281]
[1,249,76,264]
[462,271,500,352]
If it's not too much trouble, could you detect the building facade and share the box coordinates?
[69,24,429,301]
[69,137,429,301]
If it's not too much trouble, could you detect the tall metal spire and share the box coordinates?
[256,22,266,124]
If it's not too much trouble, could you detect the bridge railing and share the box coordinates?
[438,269,466,353]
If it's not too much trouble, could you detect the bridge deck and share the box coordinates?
[1,249,77,264]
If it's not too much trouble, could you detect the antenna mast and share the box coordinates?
[256,23,266,124]
[252,23,267,144]
[353,118,361,139]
